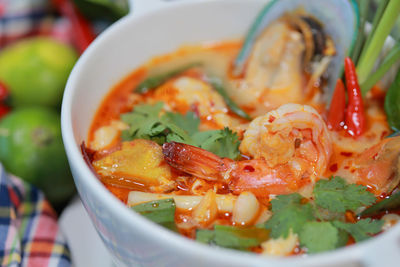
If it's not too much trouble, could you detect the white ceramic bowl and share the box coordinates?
[61,0,400,266]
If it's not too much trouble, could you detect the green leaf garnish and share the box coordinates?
[333,218,384,242]
[214,225,269,249]
[192,127,240,159]
[196,229,215,244]
[121,102,194,145]
[269,193,303,212]
[121,102,241,159]
[261,178,382,253]
[264,193,315,238]
[135,63,201,94]
[207,77,251,120]
[131,198,177,231]
[162,111,200,136]
[384,69,400,132]
[133,62,250,120]
[360,191,400,217]
[313,177,376,213]
[299,221,340,253]
[121,102,166,142]
[196,225,269,250]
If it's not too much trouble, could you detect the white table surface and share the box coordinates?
[59,197,115,267]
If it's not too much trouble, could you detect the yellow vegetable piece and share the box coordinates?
[93,139,173,191]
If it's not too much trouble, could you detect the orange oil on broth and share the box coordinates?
[87,40,394,252]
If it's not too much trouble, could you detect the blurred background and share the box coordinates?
[0,0,129,212]
[0,1,130,265]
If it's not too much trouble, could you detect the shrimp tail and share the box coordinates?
[162,142,231,181]
[163,141,312,197]
[230,160,296,196]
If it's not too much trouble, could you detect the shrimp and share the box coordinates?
[240,104,332,178]
[162,104,332,197]
[336,136,400,196]
[150,76,241,130]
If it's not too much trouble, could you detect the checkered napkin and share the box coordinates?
[0,0,72,48]
[0,165,71,267]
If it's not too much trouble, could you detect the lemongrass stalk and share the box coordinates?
[356,0,400,85]
[351,0,371,64]
[361,43,400,93]
[360,0,389,58]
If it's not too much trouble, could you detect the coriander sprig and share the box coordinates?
[131,177,383,254]
[313,176,376,213]
[263,177,382,253]
[121,102,241,159]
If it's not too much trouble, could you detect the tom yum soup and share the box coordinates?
[82,7,400,256]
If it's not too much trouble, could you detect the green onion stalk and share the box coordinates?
[356,0,400,94]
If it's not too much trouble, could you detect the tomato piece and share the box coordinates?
[0,104,11,119]
[0,81,9,102]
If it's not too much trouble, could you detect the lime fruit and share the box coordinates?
[0,37,78,108]
[0,107,75,206]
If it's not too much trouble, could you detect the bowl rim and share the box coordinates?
[61,0,400,265]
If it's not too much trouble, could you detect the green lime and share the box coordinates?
[0,37,78,108]
[0,107,75,206]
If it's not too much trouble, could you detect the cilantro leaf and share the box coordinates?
[336,229,350,248]
[192,127,240,159]
[333,218,384,243]
[214,225,269,249]
[120,102,164,141]
[121,102,241,158]
[263,181,381,251]
[265,193,315,238]
[162,111,200,136]
[299,221,339,253]
[121,102,194,145]
[314,177,376,213]
[313,205,345,221]
[360,191,400,217]
[269,193,303,212]
[135,63,202,94]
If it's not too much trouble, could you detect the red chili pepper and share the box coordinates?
[344,57,365,137]
[327,79,346,130]
[52,0,95,54]
[0,104,10,119]
[0,81,9,102]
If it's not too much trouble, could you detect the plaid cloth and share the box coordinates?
[0,165,71,267]
[0,0,72,48]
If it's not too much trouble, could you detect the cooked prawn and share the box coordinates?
[162,104,332,197]
[336,136,400,196]
[240,104,332,176]
[149,76,242,130]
